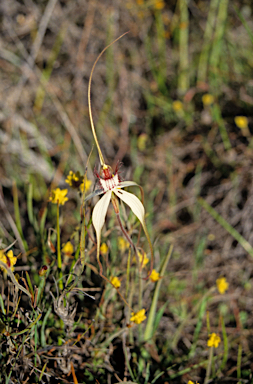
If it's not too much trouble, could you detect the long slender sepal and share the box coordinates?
[113,189,154,277]
[88,32,129,167]
[92,191,112,274]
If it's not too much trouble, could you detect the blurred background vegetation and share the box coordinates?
[1,0,253,383]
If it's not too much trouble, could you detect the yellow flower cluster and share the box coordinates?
[65,170,92,193]
[0,250,17,272]
[130,309,146,324]
[207,333,221,348]
[49,188,68,205]
[216,277,229,294]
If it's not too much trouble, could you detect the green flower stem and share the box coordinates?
[56,203,63,290]
[237,343,242,380]
[144,245,173,342]
[219,315,228,371]
[138,265,143,340]
[204,346,213,384]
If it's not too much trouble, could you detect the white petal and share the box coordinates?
[113,189,145,226]
[118,181,140,188]
[92,191,112,245]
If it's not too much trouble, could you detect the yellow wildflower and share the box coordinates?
[172,100,183,112]
[133,251,149,267]
[202,93,214,106]
[49,188,68,205]
[149,269,160,282]
[62,241,74,256]
[0,250,17,272]
[216,277,229,294]
[130,309,146,324]
[118,237,130,253]
[234,116,248,130]
[110,276,121,289]
[154,0,165,10]
[80,179,92,193]
[65,170,83,189]
[207,233,215,241]
[100,243,108,255]
[207,333,221,348]
[137,133,148,151]
[188,381,199,384]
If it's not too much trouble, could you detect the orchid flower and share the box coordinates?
[85,33,153,276]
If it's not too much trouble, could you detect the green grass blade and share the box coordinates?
[144,245,173,342]
[198,197,253,258]
[178,0,189,94]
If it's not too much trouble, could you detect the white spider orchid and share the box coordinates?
[85,33,153,275]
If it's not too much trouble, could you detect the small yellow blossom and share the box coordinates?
[0,250,17,272]
[172,100,183,112]
[216,277,229,294]
[100,243,108,255]
[188,381,199,384]
[207,333,221,348]
[110,276,121,289]
[80,179,92,193]
[49,188,68,205]
[137,133,148,151]
[154,0,165,10]
[149,269,160,282]
[202,93,214,106]
[234,116,248,130]
[137,0,144,4]
[118,237,130,253]
[207,233,215,241]
[62,241,74,256]
[130,309,146,324]
[133,251,149,267]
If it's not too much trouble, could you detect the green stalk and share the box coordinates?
[144,245,173,342]
[178,0,189,94]
[138,265,143,340]
[197,0,219,85]
[237,343,242,380]
[209,0,229,83]
[204,346,214,384]
[198,197,253,258]
[219,315,228,371]
[211,103,231,150]
[56,203,63,290]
